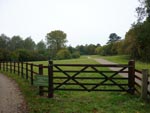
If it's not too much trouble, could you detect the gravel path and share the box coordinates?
[94,58,128,78]
[94,58,142,85]
[0,74,27,113]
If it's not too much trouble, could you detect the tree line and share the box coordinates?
[0,30,101,61]
[97,0,150,62]
[0,34,47,61]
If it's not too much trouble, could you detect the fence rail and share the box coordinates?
[134,69,150,100]
[0,60,149,99]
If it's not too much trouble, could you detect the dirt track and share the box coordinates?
[94,58,150,91]
[94,58,127,77]
[0,74,27,113]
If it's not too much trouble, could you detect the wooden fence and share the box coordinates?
[134,69,150,100]
[0,60,149,99]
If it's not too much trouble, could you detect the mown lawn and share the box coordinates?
[1,56,150,113]
[92,55,150,70]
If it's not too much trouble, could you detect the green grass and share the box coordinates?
[92,55,150,70]
[0,56,150,113]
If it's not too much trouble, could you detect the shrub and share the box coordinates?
[71,51,80,58]
[56,49,72,60]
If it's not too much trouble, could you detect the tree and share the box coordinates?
[0,34,10,49]
[136,0,150,22]
[67,45,77,54]
[107,33,121,44]
[24,37,35,50]
[86,44,97,55]
[36,40,46,52]
[16,49,30,61]
[134,20,150,61]
[46,30,67,58]
[9,36,24,51]
[0,49,11,61]
[95,46,102,55]
[76,45,86,55]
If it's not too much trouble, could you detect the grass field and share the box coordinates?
[92,55,150,70]
[1,56,150,113]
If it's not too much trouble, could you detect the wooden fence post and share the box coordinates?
[6,62,8,72]
[14,62,16,73]
[2,62,3,71]
[30,64,33,85]
[39,64,44,96]
[0,61,2,70]
[141,69,148,100]
[48,60,54,98]
[0,62,1,70]
[10,62,12,73]
[128,60,135,94]
[18,62,20,75]
[21,62,24,78]
[26,63,28,80]
[3,62,5,71]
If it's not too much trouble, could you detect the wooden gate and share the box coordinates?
[47,60,135,98]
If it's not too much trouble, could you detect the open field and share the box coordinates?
[1,56,150,113]
[91,55,150,70]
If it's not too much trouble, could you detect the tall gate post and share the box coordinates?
[141,69,148,100]
[128,60,135,94]
[39,64,44,96]
[48,60,54,98]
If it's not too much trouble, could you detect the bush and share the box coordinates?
[71,51,80,58]
[56,49,72,60]
[0,49,11,61]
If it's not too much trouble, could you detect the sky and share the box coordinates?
[0,0,139,47]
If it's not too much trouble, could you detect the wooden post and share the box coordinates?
[0,61,1,70]
[6,62,8,72]
[30,64,33,85]
[48,60,54,98]
[3,62,5,71]
[0,62,1,70]
[128,60,135,94]
[26,63,28,80]
[2,62,4,71]
[21,62,24,78]
[39,64,44,96]
[14,62,16,73]
[141,69,148,100]
[18,62,20,75]
[10,62,12,73]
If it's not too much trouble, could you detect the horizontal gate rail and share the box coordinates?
[53,76,128,79]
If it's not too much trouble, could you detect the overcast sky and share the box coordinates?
[0,0,139,46]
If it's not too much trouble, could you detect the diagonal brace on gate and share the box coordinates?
[90,66,128,91]
[54,65,89,90]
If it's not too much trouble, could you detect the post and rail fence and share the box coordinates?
[0,60,149,99]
